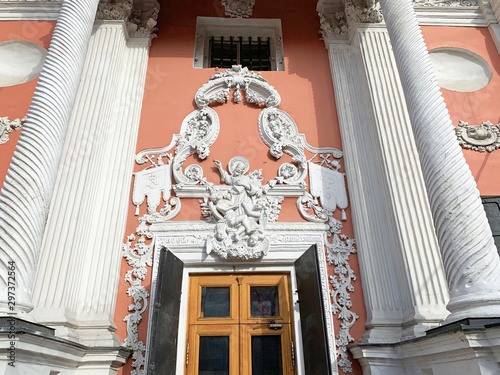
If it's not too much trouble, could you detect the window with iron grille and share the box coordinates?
[194,17,284,71]
[209,36,272,71]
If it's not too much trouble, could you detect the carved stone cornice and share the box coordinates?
[0,117,23,145]
[97,0,160,38]
[318,11,349,42]
[221,0,255,18]
[345,0,383,24]
[413,0,478,7]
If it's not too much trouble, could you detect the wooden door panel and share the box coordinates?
[186,274,295,375]
[189,275,239,325]
[187,324,239,375]
[240,324,294,375]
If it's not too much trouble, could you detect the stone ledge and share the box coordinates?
[0,317,131,374]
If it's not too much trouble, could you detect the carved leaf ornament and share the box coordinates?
[123,65,357,373]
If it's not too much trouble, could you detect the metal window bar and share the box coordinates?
[209,36,271,71]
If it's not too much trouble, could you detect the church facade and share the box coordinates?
[1,0,500,374]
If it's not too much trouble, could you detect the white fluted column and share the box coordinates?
[379,0,500,322]
[0,0,99,314]
[352,23,449,336]
[31,22,152,346]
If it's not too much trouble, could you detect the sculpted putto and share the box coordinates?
[200,156,282,260]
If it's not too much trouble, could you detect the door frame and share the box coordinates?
[146,221,338,375]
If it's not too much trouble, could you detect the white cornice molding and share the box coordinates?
[414,4,488,26]
[0,1,62,20]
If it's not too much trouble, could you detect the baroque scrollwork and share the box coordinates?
[125,65,357,374]
[258,108,308,184]
[200,157,283,260]
[327,217,357,373]
[173,107,219,186]
[123,218,154,375]
[0,117,24,145]
[195,65,281,108]
[456,120,500,152]
[221,0,256,18]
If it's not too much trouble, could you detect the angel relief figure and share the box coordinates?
[200,156,283,260]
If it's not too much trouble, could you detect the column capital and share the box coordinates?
[345,0,383,25]
[97,0,160,38]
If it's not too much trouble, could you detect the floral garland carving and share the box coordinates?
[123,218,154,375]
[327,218,357,372]
[298,192,358,372]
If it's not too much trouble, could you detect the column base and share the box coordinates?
[351,318,500,375]
[0,317,129,374]
[445,292,500,323]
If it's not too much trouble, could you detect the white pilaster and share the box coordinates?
[351,23,449,337]
[325,37,411,343]
[379,0,500,322]
[31,21,151,346]
[0,0,99,315]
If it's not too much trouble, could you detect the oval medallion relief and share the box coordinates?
[429,47,492,92]
[0,40,47,87]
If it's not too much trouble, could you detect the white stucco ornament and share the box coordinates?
[456,121,500,152]
[126,65,355,374]
[200,157,283,260]
[133,163,172,215]
[0,117,24,144]
[309,158,348,220]
[221,0,256,18]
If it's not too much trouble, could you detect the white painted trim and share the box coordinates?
[0,1,62,21]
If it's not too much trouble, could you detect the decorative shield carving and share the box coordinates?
[309,162,348,219]
[133,164,171,215]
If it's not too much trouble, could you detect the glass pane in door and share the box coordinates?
[201,287,230,317]
[250,286,279,317]
[251,335,282,375]
[198,336,230,375]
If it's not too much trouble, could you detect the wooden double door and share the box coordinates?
[186,274,295,375]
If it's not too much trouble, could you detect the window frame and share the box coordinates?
[194,17,285,71]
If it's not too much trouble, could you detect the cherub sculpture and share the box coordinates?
[202,156,282,260]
